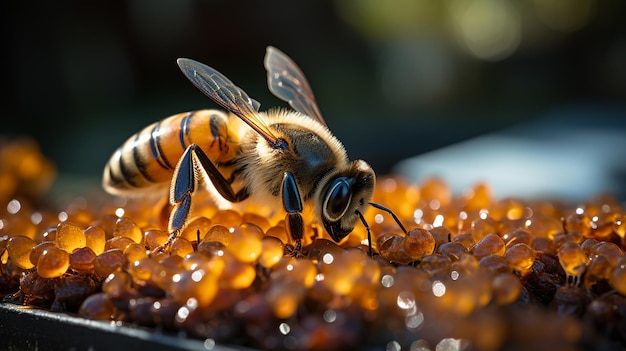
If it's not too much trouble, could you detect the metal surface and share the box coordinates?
[0,303,247,351]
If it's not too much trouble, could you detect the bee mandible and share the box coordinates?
[103,46,405,255]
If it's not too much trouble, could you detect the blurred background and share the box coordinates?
[3,0,626,200]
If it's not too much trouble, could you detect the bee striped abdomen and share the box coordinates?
[103,110,233,196]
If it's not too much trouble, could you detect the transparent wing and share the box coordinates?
[264,46,326,126]
[177,58,280,146]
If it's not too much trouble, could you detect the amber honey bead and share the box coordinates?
[105,236,135,251]
[56,222,86,253]
[169,237,194,257]
[478,255,512,275]
[202,224,232,246]
[242,212,272,233]
[403,228,435,260]
[564,212,592,238]
[419,177,452,208]
[558,242,588,285]
[102,270,132,295]
[69,246,97,274]
[505,243,535,274]
[37,247,70,278]
[219,251,256,290]
[452,233,475,250]
[418,254,451,278]
[83,225,106,255]
[78,292,116,320]
[610,256,626,295]
[502,228,531,247]
[7,235,36,269]
[492,272,521,305]
[588,241,623,265]
[143,229,169,250]
[123,243,148,263]
[377,234,413,265]
[112,217,143,244]
[525,214,562,239]
[265,225,289,245]
[471,233,505,259]
[211,209,242,229]
[228,223,264,263]
[583,255,612,294]
[470,216,498,242]
[30,242,60,268]
[258,236,284,268]
[94,249,128,279]
[171,268,219,307]
[462,183,492,211]
[180,216,212,243]
[128,257,160,282]
[531,237,557,255]
[438,241,468,261]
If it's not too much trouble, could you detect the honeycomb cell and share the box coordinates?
[37,247,70,278]
[7,235,36,269]
[56,222,86,253]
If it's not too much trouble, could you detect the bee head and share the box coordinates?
[319,160,375,242]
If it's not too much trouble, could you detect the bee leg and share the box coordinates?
[281,172,304,254]
[154,144,249,254]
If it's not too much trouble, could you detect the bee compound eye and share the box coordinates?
[323,177,353,221]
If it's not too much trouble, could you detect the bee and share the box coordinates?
[103,46,404,255]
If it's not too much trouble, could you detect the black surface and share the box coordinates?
[0,303,246,351]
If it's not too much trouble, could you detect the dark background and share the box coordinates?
[3,1,626,195]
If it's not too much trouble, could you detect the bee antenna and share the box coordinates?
[369,202,408,234]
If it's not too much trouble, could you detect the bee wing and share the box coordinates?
[177,58,280,146]
[264,46,326,127]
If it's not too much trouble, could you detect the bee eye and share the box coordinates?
[324,177,353,221]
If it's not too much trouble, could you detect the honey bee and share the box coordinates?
[103,46,404,254]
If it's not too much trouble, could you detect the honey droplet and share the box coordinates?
[37,247,70,278]
[7,235,36,269]
[56,222,86,253]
